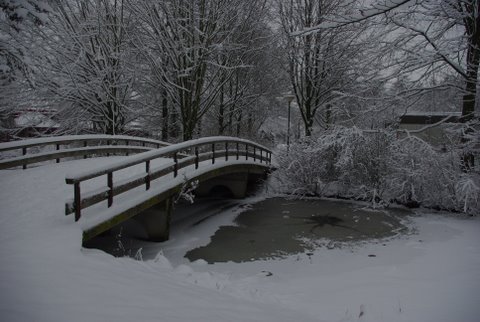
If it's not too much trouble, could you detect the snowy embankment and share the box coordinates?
[0,157,479,322]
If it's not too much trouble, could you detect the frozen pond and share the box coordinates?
[85,197,412,263]
[185,198,412,263]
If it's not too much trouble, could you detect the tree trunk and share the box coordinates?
[169,111,178,139]
[460,0,479,169]
[161,89,169,141]
[218,83,225,135]
[461,38,479,120]
[236,110,242,137]
[325,103,332,128]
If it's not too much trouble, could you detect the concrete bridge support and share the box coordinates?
[134,198,172,242]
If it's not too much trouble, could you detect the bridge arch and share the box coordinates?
[205,185,236,198]
[125,165,268,242]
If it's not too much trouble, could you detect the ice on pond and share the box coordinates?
[186,198,413,263]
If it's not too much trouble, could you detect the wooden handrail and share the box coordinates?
[0,134,168,152]
[0,135,170,170]
[0,146,154,170]
[64,136,272,222]
[65,137,270,183]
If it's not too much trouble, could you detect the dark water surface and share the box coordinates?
[186,198,412,263]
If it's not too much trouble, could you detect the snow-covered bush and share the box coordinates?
[385,136,459,208]
[272,140,331,196]
[272,126,392,203]
[175,178,199,204]
[271,125,480,215]
[455,175,480,213]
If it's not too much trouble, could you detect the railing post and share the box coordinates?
[56,144,60,163]
[236,142,239,160]
[74,182,81,222]
[195,147,199,169]
[107,140,111,157]
[212,143,215,164]
[107,172,113,207]
[245,144,248,160]
[145,160,150,190]
[225,142,228,161]
[174,152,178,177]
[22,147,27,169]
[260,149,262,163]
[253,146,256,162]
[126,140,129,156]
[84,141,87,159]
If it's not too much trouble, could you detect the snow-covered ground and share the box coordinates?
[1,157,479,322]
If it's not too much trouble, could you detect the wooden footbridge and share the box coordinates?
[0,135,273,242]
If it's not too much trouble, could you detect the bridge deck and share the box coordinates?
[0,157,122,257]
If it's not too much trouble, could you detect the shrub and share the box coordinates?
[271,125,480,215]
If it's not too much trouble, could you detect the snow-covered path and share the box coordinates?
[1,158,480,322]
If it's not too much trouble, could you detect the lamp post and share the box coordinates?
[284,93,295,153]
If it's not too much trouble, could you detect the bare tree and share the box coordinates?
[377,1,478,120]
[297,0,479,120]
[129,0,266,141]
[34,0,136,135]
[206,1,279,139]
[0,0,49,83]
[0,0,50,138]
[277,0,371,136]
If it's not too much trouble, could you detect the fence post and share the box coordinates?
[260,149,262,163]
[236,142,239,160]
[146,160,151,190]
[56,144,60,163]
[212,143,215,164]
[195,147,199,169]
[107,172,113,207]
[22,147,27,169]
[245,144,248,160]
[174,152,178,177]
[74,182,81,222]
[84,141,87,159]
[253,146,256,161]
[225,142,228,161]
[126,140,129,156]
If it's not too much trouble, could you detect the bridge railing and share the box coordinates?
[64,136,272,222]
[0,135,170,170]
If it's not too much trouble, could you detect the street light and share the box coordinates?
[284,93,295,153]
